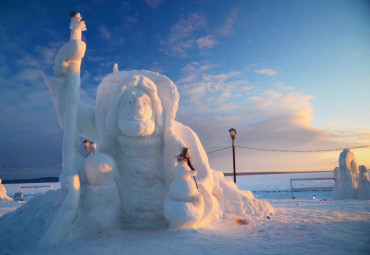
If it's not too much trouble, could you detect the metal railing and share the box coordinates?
[290,177,336,199]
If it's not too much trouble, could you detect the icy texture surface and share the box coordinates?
[332,149,370,199]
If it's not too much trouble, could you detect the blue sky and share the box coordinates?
[0,0,369,173]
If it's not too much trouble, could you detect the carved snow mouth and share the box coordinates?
[133,115,146,120]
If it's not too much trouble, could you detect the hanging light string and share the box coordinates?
[235,144,370,153]
[207,144,370,155]
[206,146,232,154]
[1,145,369,169]
[0,162,62,170]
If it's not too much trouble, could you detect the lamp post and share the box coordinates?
[229,128,237,183]
[83,140,96,155]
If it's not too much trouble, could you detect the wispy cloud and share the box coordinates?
[274,81,294,91]
[121,1,131,10]
[255,68,277,76]
[218,7,238,37]
[177,62,252,114]
[143,0,164,9]
[98,25,111,40]
[0,76,63,167]
[160,13,207,57]
[197,35,217,49]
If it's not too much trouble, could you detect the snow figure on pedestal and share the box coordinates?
[357,165,370,199]
[0,13,273,247]
[0,179,12,202]
[332,149,369,199]
[164,148,204,228]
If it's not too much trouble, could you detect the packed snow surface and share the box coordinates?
[1,173,369,255]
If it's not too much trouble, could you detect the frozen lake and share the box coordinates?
[3,171,335,199]
[3,171,335,202]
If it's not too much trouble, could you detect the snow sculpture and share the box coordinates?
[332,149,369,199]
[0,179,12,202]
[164,148,204,228]
[34,12,272,243]
[357,165,370,199]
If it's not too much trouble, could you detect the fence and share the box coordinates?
[289,177,336,199]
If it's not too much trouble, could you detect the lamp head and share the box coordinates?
[229,128,237,140]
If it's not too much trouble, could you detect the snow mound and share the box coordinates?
[0,179,12,202]
[213,171,274,217]
[0,190,60,251]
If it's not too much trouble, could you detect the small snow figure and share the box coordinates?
[176,147,198,189]
[164,147,205,229]
[113,63,119,73]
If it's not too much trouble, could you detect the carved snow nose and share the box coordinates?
[135,100,145,112]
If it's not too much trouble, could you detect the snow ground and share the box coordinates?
[1,173,369,255]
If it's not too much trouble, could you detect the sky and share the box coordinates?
[0,0,369,173]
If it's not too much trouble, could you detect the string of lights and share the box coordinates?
[206,146,232,154]
[0,162,62,170]
[1,145,369,169]
[235,144,370,153]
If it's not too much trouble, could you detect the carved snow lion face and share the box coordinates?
[118,88,155,136]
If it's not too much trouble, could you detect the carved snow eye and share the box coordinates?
[128,100,133,105]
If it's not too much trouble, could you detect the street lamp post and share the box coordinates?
[229,128,237,183]
[83,140,96,155]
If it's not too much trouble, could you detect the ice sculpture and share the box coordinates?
[332,149,370,199]
[40,13,274,243]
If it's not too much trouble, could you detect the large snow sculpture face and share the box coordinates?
[118,88,155,136]
[102,74,164,140]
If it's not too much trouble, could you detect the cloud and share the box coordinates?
[255,68,278,76]
[197,35,217,49]
[143,0,164,9]
[0,76,63,167]
[98,25,111,40]
[160,13,207,57]
[175,64,370,171]
[13,68,44,81]
[121,1,131,10]
[218,7,238,37]
[177,63,252,114]
[34,43,62,66]
[274,81,294,91]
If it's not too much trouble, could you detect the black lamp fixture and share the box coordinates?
[229,128,237,183]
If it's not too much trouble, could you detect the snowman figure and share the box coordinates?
[164,148,205,229]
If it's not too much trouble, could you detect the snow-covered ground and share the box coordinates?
[1,172,369,255]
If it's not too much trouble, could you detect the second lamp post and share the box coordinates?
[229,128,237,183]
